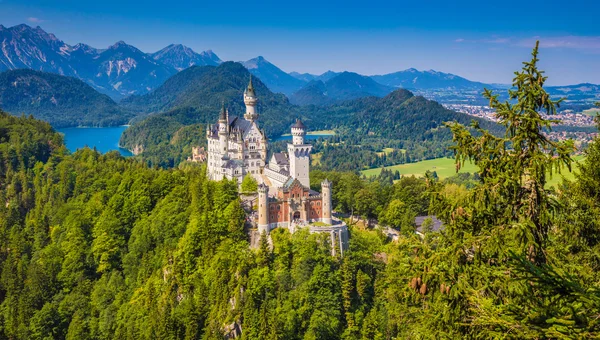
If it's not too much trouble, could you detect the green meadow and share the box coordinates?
[362,155,585,187]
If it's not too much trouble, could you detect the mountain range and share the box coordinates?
[1,23,598,110]
[0,24,222,99]
[289,72,394,105]
[371,68,490,90]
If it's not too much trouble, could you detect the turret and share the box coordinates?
[258,184,269,234]
[291,119,306,145]
[244,76,258,121]
[288,119,312,187]
[321,179,332,225]
[218,103,228,154]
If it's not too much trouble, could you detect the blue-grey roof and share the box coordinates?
[291,119,306,129]
[415,215,444,233]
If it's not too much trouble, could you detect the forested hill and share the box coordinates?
[120,62,299,136]
[0,69,132,127]
[297,89,501,171]
[307,88,496,141]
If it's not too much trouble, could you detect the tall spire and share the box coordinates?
[244,75,258,121]
[246,75,256,98]
[219,101,227,121]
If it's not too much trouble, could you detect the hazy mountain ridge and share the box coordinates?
[290,71,394,105]
[370,68,491,90]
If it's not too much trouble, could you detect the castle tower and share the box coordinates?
[244,76,258,122]
[218,103,228,154]
[291,118,305,145]
[258,184,269,234]
[321,179,332,225]
[288,119,312,188]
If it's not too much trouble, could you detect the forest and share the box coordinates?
[1,44,600,339]
[0,69,133,128]
[118,62,499,170]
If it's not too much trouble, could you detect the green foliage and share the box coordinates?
[120,63,501,170]
[0,69,133,127]
[3,44,600,339]
[241,174,258,193]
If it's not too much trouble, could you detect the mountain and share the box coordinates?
[0,69,132,127]
[151,44,222,71]
[546,83,600,98]
[371,68,490,90]
[120,62,301,154]
[0,24,227,100]
[89,41,176,98]
[289,72,316,82]
[290,71,394,105]
[241,56,306,95]
[0,24,77,76]
[289,70,340,83]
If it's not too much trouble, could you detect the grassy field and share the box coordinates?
[362,155,585,188]
[362,157,478,179]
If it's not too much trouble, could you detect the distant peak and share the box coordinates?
[73,43,98,53]
[13,23,32,30]
[110,40,129,49]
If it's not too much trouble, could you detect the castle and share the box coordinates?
[206,78,348,255]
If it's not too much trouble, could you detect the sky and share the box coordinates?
[1,0,599,85]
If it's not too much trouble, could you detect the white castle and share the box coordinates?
[206,77,311,189]
[206,77,267,183]
[205,77,348,255]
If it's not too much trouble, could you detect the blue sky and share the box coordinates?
[1,0,599,85]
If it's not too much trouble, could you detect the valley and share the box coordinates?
[1,3,600,337]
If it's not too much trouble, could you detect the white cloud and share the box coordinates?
[519,36,600,50]
[27,17,44,24]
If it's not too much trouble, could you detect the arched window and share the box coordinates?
[317,202,321,206]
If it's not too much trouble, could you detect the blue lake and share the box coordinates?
[57,126,133,156]
[272,134,334,142]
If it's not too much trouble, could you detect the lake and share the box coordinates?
[272,133,334,142]
[57,126,133,156]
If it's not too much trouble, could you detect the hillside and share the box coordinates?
[121,62,300,136]
[0,69,133,127]
[290,72,394,105]
[241,56,306,95]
